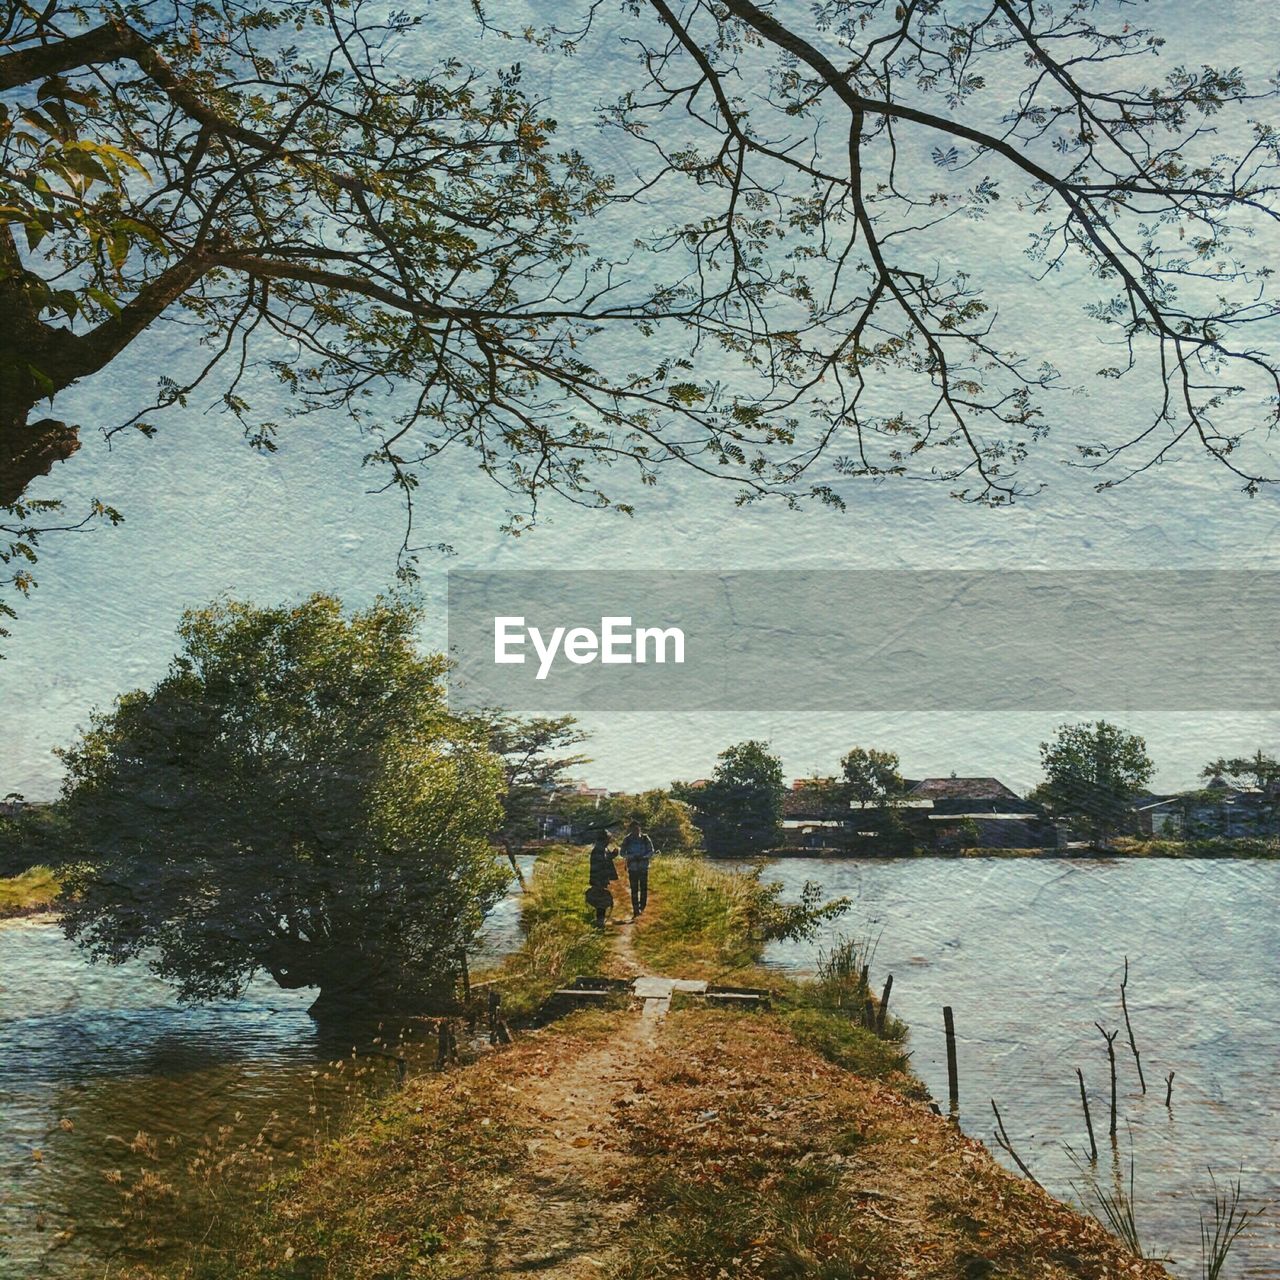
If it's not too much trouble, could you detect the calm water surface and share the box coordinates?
[732,857,1280,1278]
[0,859,534,1279]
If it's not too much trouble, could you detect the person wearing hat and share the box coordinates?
[585,828,618,929]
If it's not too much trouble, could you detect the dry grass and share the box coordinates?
[113,853,1174,1280]
[125,1005,1171,1280]
[611,1010,1172,1280]
[0,864,60,917]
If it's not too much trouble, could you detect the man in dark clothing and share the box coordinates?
[586,829,618,929]
[619,818,655,917]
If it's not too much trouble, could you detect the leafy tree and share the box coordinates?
[54,594,506,1018]
[606,789,702,855]
[840,746,906,810]
[675,739,784,855]
[470,710,590,847]
[6,2,1280,630]
[1039,720,1154,845]
[1201,749,1280,791]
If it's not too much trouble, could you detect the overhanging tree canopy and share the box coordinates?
[3,1,1279,622]
[584,0,1280,500]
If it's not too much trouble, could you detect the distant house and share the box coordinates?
[529,779,618,842]
[782,782,853,848]
[903,776,1052,850]
[561,778,614,802]
[779,773,1052,851]
[1133,776,1277,839]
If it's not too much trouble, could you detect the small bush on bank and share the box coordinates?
[0,864,60,917]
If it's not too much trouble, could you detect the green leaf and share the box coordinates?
[86,287,122,316]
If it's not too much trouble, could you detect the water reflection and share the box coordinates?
[0,859,534,1277]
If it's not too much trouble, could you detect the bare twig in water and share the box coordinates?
[1095,1022,1120,1141]
[1076,1067,1098,1162]
[991,1099,1042,1189]
[1120,957,1147,1093]
[1165,1070,1176,1109]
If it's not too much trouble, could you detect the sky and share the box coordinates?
[3,0,1279,800]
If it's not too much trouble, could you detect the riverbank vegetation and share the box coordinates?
[755,838,1280,860]
[479,846,619,1022]
[0,863,59,917]
[1110,836,1280,859]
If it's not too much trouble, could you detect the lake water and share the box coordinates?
[731,856,1280,1279]
[1,856,1276,1277]
[0,859,535,1279]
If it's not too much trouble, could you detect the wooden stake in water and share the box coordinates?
[875,974,893,1035]
[943,1005,960,1119]
[1119,956,1146,1093]
[1164,1070,1175,1108]
[1076,1066,1098,1162]
[1095,1022,1120,1141]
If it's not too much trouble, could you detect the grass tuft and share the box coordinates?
[0,864,60,917]
[783,1008,912,1084]
[477,846,613,1021]
[1200,1167,1264,1280]
[632,855,765,975]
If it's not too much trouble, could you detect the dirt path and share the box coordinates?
[455,900,1169,1280]
[467,918,659,1277]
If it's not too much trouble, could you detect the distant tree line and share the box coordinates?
[669,725,1278,855]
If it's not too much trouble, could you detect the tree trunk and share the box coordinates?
[0,261,82,505]
[307,981,373,1021]
[1,243,211,506]
[0,408,81,508]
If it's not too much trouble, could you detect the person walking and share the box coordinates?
[620,818,655,918]
[585,829,618,929]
